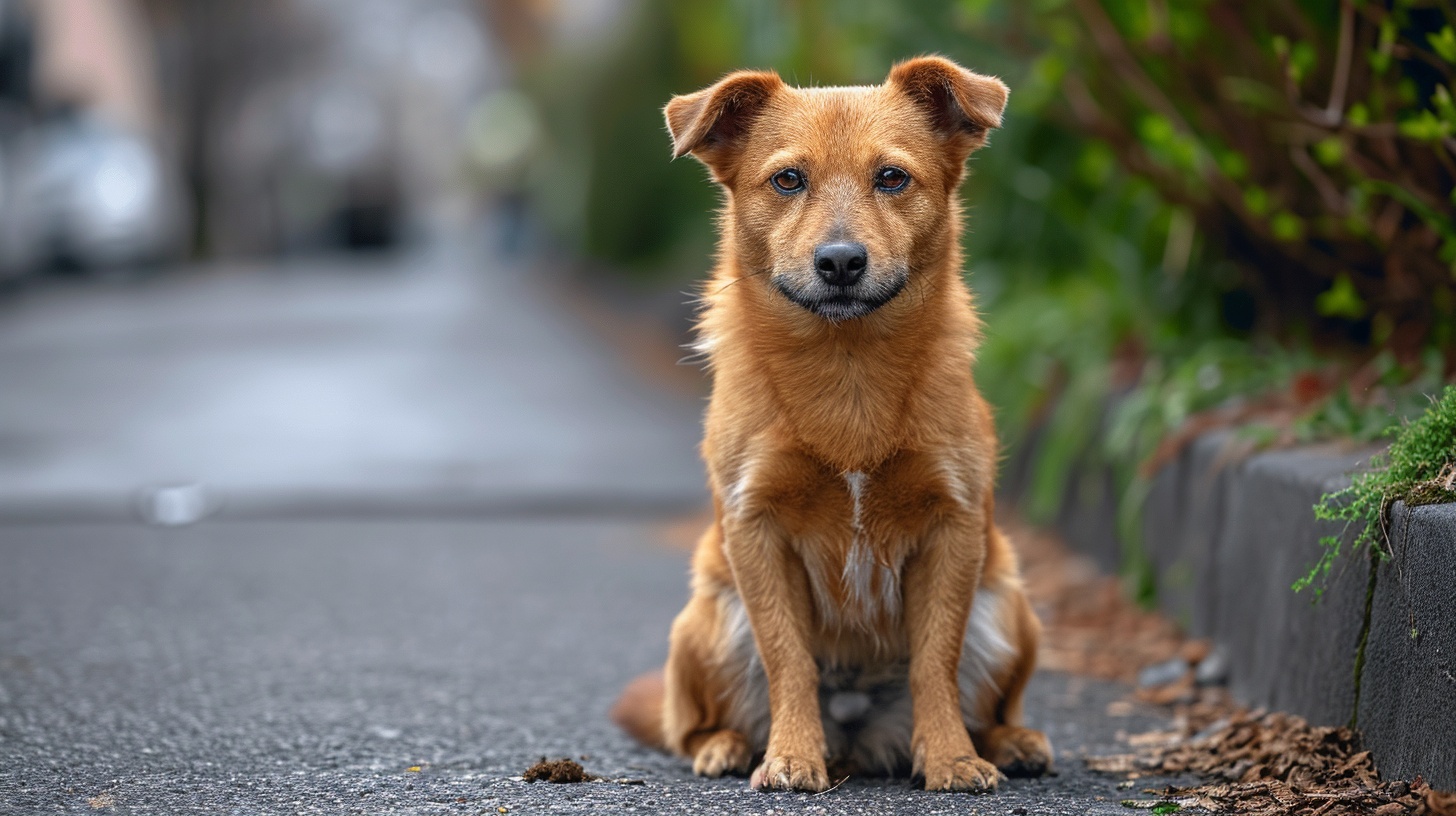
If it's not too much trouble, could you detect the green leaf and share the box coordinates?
[1217,150,1249,180]
[1441,236,1456,265]
[1167,7,1205,44]
[1078,144,1117,186]
[1244,187,1270,216]
[1271,211,1304,241]
[1433,86,1456,125]
[1138,114,1176,147]
[1399,110,1453,141]
[1287,40,1317,82]
[1370,19,1397,73]
[1314,137,1343,166]
[1429,26,1456,63]
[1033,53,1067,87]
[1316,274,1367,318]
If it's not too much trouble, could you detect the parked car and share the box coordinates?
[0,111,183,275]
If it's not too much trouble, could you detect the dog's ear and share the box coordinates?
[664,70,784,173]
[888,56,1008,158]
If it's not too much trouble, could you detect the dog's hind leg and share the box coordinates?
[661,588,758,778]
[971,586,1053,777]
[685,728,754,777]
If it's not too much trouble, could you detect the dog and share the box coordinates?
[611,56,1052,794]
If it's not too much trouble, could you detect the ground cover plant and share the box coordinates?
[1299,384,1456,595]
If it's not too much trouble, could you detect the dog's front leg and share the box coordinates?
[903,511,1000,793]
[722,515,829,792]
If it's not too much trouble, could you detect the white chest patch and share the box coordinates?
[840,471,873,607]
[805,471,901,630]
[844,471,868,540]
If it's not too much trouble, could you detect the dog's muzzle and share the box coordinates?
[773,268,908,321]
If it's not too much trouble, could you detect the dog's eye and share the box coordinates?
[874,166,910,192]
[770,169,805,195]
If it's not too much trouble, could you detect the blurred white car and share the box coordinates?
[0,112,183,276]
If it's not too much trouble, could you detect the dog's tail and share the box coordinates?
[610,669,667,750]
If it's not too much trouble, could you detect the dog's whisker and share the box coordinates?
[713,269,770,295]
[813,775,851,796]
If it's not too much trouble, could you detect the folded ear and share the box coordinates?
[664,70,785,172]
[887,56,1008,155]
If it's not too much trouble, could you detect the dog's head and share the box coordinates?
[666,57,1007,322]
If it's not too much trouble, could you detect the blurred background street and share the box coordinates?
[1,0,1453,812]
[0,232,705,521]
[0,0,713,522]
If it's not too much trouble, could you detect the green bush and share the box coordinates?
[1052,0,1456,355]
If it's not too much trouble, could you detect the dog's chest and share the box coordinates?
[773,462,960,633]
[800,471,900,630]
[722,445,971,632]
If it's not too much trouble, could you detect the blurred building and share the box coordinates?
[0,0,180,277]
[0,0,552,279]
[146,0,509,257]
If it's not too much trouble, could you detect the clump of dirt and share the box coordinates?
[1089,710,1456,815]
[522,758,595,784]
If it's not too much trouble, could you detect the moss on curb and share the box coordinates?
[1297,385,1456,598]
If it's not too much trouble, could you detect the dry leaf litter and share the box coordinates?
[1006,520,1454,815]
[1087,709,1455,815]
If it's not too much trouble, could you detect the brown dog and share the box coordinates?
[611,56,1052,794]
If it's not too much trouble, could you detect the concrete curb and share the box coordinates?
[1359,501,1456,787]
[1020,430,1456,789]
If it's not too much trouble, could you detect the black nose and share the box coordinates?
[814,242,867,287]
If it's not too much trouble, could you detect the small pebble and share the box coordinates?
[1194,646,1230,686]
[1137,657,1189,688]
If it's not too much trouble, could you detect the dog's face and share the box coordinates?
[666,57,1008,322]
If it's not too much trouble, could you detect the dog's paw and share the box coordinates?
[749,754,829,792]
[920,754,1003,793]
[980,726,1053,778]
[692,730,753,778]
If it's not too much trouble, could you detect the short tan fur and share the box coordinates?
[612,56,1052,794]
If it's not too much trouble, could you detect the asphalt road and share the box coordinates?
[0,233,1180,813]
[0,518,1179,816]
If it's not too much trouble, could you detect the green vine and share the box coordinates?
[1297,384,1456,597]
